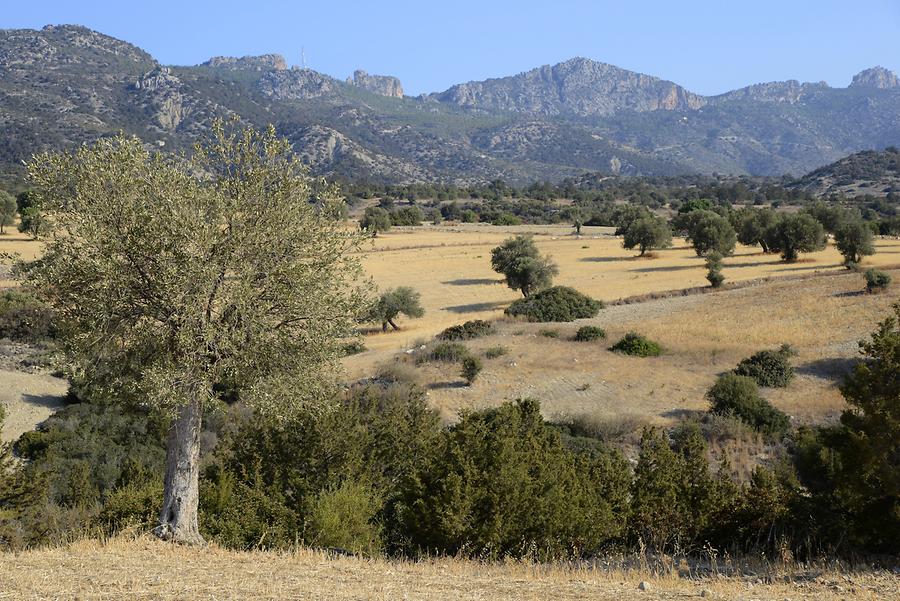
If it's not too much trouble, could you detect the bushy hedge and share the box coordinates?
[505,286,602,322]
[865,269,891,293]
[609,332,662,357]
[0,291,57,342]
[707,373,790,436]
[437,320,494,341]
[734,345,795,388]
[574,325,606,341]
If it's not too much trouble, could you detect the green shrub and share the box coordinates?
[307,480,383,555]
[100,479,163,531]
[0,290,56,342]
[461,355,483,384]
[705,251,725,288]
[417,341,470,364]
[609,332,662,357]
[505,286,602,322]
[734,345,795,387]
[342,340,367,356]
[864,269,891,293]
[574,325,606,341]
[437,320,494,341]
[539,328,559,338]
[398,399,630,559]
[483,346,508,359]
[707,373,790,435]
[374,361,421,385]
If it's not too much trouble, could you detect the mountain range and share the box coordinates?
[1,24,899,187]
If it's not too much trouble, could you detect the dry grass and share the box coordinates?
[347,268,899,426]
[0,536,895,600]
[357,224,900,351]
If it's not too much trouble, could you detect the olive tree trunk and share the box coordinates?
[154,396,205,545]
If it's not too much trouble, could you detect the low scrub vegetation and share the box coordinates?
[609,332,663,357]
[706,373,790,436]
[865,268,891,293]
[0,291,56,342]
[436,319,494,341]
[417,341,470,364]
[505,286,602,322]
[573,325,606,341]
[733,345,796,388]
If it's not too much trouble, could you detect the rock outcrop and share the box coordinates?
[202,54,287,71]
[256,68,337,101]
[347,70,404,97]
[713,80,830,104]
[426,57,706,116]
[850,67,900,89]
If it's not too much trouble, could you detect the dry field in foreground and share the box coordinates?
[347,267,900,426]
[0,536,895,601]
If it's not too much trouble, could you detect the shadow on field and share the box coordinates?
[444,300,507,314]
[723,260,779,269]
[429,381,467,390]
[833,290,866,298]
[630,264,699,273]
[780,264,842,272]
[21,393,65,410]
[579,256,641,263]
[796,357,860,381]
[442,278,500,286]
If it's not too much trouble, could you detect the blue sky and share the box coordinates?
[4,1,899,96]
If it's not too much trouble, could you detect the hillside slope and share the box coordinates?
[791,147,900,196]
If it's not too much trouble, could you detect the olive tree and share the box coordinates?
[682,210,736,257]
[0,192,16,234]
[360,206,392,237]
[369,287,425,331]
[490,235,557,297]
[736,208,780,253]
[766,213,827,262]
[21,122,367,545]
[834,220,876,266]
[622,216,672,256]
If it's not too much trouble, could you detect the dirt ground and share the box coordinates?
[0,536,895,601]
[0,368,67,443]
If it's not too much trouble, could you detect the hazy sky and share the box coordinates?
[5,1,899,96]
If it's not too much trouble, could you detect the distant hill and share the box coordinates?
[792,147,900,197]
[1,25,899,187]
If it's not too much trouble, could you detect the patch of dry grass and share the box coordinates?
[0,536,894,600]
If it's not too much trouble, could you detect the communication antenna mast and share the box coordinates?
[301,47,306,69]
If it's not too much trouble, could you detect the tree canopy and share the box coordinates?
[368,287,425,331]
[490,235,557,297]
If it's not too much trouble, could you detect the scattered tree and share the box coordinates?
[360,206,392,236]
[0,191,16,234]
[369,287,425,331]
[705,251,725,288]
[21,122,367,545]
[736,208,780,253]
[461,355,483,385]
[766,213,826,262]
[835,220,875,266]
[17,206,48,239]
[622,216,673,256]
[864,269,892,293]
[683,210,737,257]
[490,235,557,297]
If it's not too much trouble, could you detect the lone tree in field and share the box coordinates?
[622,216,672,256]
[490,235,558,297]
[368,286,425,331]
[360,206,392,237]
[683,210,736,257]
[766,213,826,262]
[21,122,367,545]
[834,220,875,266]
[0,191,15,234]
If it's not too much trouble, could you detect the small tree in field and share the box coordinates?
[736,208,780,253]
[622,216,672,256]
[705,251,725,288]
[835,220,875,266]
[683,210,736,257]
[360,206,392,237]
[490,235,557,297]
[17,206,48,239]
[369,287,425,331]
[21,121,367,544]
[461,355,483,385]
[766,213,826,262]
[0,192,16,234]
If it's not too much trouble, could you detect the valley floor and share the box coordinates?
[0,537,895,600]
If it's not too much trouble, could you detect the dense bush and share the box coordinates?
[417,341,470,364]
[461,355,483,384]
[398,399,630,559]
[0,291,57,342]
[734,345,796,387]
[705,251,725,288]
[437,319,494,341]
[609,332,662,357]
[707,374,790,436]
[574,325,606,341]
[483,346,508,359]
[864,269,891,293]
[505,286,602,322]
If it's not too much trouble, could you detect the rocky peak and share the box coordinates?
[347,69,404,97]
[256,68,336,101]
[850,66,899,89]
[428,57,705,116]
[202,54,287,72]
